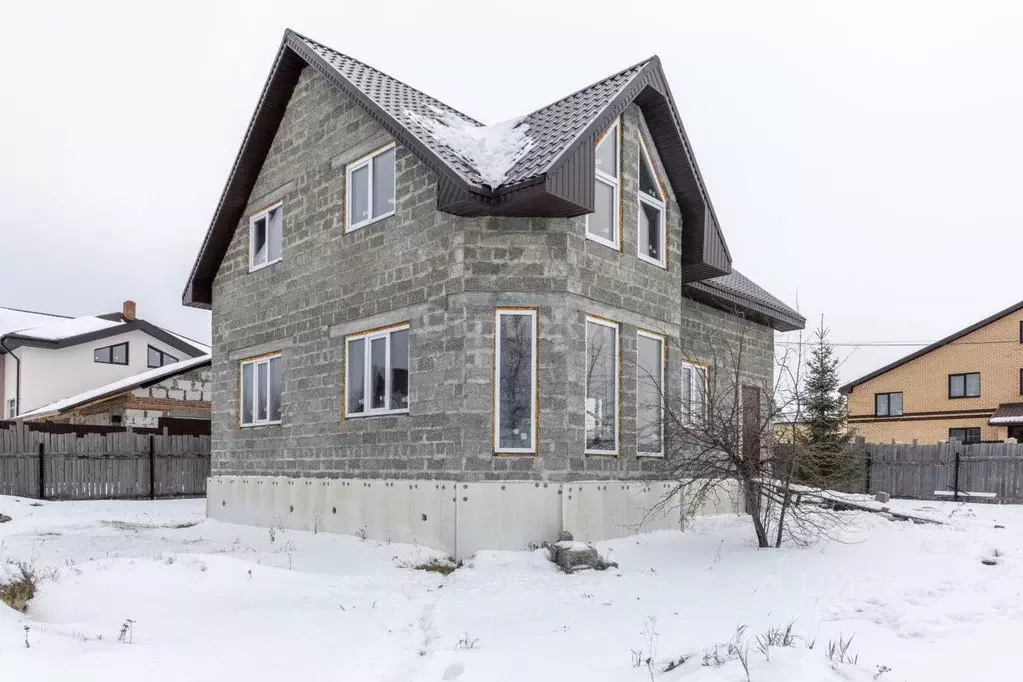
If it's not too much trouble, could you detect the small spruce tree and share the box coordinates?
[798,318,854,484]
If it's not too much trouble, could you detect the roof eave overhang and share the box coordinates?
[686,281,806,332]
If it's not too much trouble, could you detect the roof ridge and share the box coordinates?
[287,29,484,127]
[521,56,657,122]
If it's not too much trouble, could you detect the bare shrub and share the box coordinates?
[0,562,38,612]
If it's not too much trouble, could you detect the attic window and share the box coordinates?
[637,139,666,268]
[148,345,179,369]
[250,203,283,271]
[586,120,620,249]
[347,143,396,232]
[94,342,129,366]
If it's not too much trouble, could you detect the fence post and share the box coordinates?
[864,448,872,494]
[953,450,961,502]
[37,441,45,500]
[149,434,156,501]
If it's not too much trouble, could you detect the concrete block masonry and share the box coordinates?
[206,475,741,558]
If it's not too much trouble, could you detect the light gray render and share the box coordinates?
[209,66,774,482]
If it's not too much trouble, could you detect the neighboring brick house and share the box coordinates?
[16,355,211,429]
[183,30,803,556]
[841,299,1023,444]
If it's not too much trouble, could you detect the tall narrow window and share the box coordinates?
[250,204,283,271]
[637,139,667,267]
[585,316,619,454]
[345,324,410,416]
[494,309,538,453]
[346,144,397,231]
[586,120,620,249]
[681,362,707,425]
[6,399,15,419]
[637,331,664,456]
[239,354,282,427]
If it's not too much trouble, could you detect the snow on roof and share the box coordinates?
[18,355,212,420]
[0,307,70,337]
[405,107,535,189]
[11,315,123,341]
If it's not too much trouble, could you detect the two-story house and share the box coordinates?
[1,301,209,418]
[183,30,803,557]
[840,299,1023,444]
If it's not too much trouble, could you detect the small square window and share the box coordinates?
[949,372,980,399]
[875,392,903,416]
[346,144,396,231]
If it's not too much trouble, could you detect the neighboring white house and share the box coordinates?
[1,301,210,417]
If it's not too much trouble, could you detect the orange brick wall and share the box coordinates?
[846,310,1023,444]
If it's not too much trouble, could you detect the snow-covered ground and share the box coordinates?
[0,495,1019,681]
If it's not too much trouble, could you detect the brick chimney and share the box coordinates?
[122,300,137,321]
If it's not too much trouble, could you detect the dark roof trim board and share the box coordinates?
[839,299,1023,395]
[0,319,207,359]
[184,29,740,307]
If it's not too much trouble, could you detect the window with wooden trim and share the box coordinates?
[346,144,396,231]
[636,331,664,456]
[94,342,128,365]
[637,139,667,267]
[949,427,981,444]
[249,203,283,271]
[240,354,282,427]
[147,345,179,369]
[680,362,707,425]
[875,392,903,416]
[494,309,538,453]
[586,119,620,249]
[1019,368,1022,395]
[585,316,619,454]
[949,372,980,399]
[345,324,410,417]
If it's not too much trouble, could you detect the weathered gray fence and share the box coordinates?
[0,422,210,500]
[865,441,1023,503]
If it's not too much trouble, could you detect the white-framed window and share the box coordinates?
[637,138,667,268]
[147,345,179,369]
[494,308,538,454]
[585,316,619,454]
[240,353,282,427]
[6,398,15,419]
[249,203,283,271]
[586,119,620,249]
[681,362,708,425]
[345,324,410,417]
[636,330,665,456]
[346,143,397,232]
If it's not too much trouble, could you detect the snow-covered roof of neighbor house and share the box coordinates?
[1,305,209,358]
[990,403,1023,426]
[17,355,212,421]
[0,307,71,338]
[12,315,123,341]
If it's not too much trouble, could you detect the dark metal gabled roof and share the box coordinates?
[183,29,750,307]
[502,59,652,184]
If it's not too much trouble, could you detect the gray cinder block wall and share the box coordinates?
[211,67,773,483]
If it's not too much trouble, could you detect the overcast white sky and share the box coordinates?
[2,0,1020,382]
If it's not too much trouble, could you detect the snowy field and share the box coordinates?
[0,495,1020,681]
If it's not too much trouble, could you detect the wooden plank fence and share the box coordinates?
[864,441,1023,503]
[0,422,210,500]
